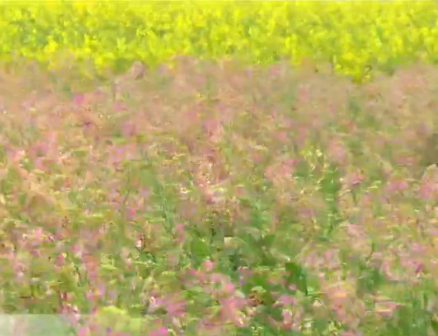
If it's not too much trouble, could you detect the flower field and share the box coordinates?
[1,1,438,336]
[1,1,438,81]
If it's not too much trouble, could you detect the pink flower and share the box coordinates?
[385,176,409,195]
[327,139,348,166]
[73,94,85,105]
[164,298,186,317]
[121,121,137,137]
[219,296,246,327]
[274,294,296,307]
[125,207,136,221]
[149,327,168,336]
[202,260,215,273]
[148,295,186,318]
[223,282,235,295]
[342,170,364,189]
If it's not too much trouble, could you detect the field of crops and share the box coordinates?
[2,1,438,336]
[1,1,438,81]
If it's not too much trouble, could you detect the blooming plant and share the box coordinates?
[1,1,438,81]
[0,2,438,336]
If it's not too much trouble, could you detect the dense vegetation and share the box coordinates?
[1,1,438,81]
[1,1,438,336]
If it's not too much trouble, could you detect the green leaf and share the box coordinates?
[190,237,210,260]
[431,319,438,336]
[356,262,385,296]
[285,262,308,295]
[100,263,119,272]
